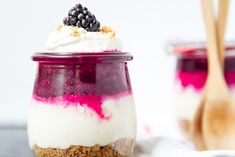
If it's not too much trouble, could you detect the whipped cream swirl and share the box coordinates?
[46,25,122,52]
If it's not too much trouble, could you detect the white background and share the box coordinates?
[0,0,235,138]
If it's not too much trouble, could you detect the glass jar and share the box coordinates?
[170,42,235,135]
[28,52,136,157]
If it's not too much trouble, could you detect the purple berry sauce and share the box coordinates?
[176,56,235,91]
[32,52,133,119]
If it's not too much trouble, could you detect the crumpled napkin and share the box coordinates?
[133,137,235,157]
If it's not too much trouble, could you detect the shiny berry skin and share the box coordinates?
[63,3,101,32]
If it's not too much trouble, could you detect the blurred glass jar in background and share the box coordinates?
[169,42,235,135]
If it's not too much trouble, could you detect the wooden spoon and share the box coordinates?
[191,99,207,150]
[191,0,229,150]
[217,0,229,66]
[201,0,235,149]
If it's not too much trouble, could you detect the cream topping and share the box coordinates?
[46,25,122,52]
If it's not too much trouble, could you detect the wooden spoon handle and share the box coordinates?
[217,0,229,67]
[201,0,220,75]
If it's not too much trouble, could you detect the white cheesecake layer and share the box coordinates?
[173,81,235,121]
[28,95,136,149]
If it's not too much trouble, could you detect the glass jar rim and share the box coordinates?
[167,41,235,58]
[32,52,133,63]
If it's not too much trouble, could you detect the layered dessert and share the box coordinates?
[28,3,136,157]
[171,42,235,134]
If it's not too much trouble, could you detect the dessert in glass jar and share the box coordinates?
[28,3,136,157]
[170,42,235,135]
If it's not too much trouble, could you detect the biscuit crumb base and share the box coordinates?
[33,138,134,157]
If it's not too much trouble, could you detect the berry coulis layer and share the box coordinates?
[177,57,235,90]
[33,62,132,98]
[32,56,132,119]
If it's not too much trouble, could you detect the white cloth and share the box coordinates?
[134,137,235,157]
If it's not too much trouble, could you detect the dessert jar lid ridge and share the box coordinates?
[32,52,133,63]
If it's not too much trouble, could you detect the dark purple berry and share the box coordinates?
[63,3,101,32]
[86,28,91,32]
[87,11,92,17]
[76,21,82,27]
[75,4,82,9]
[96,21,100,28]
[83,10,88,15]
[77,13,84,20]
[82,19,89,27]
[69,9,79,16]
[63,17,70,25]
[69,16,78,25]
[92,15,96,19]
[86,15,93,23]
[90,23,97,31]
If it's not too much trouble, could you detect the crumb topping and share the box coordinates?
[70,27,81,37]
[56,25,63,32]
[100,26,116,38]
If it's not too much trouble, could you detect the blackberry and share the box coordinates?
[63,3,101,32]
